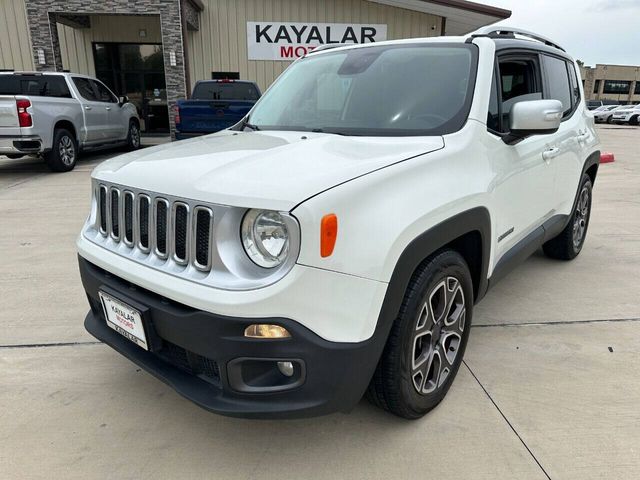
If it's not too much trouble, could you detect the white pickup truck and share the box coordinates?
[0,72,140,172]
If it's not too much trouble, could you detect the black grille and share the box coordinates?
[96,184,216,272]
[156,200,168,254]
[124,193,134,243]
[174,204,188,261]
[99,187,107,232]
[139,196,150,249]
[195,209,212,267]
[158,340,220,383]
[111,190,119,238]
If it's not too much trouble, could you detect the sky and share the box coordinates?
[484,0,640,66]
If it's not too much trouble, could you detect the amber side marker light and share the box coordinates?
[320,214,338,258]
[244,324,291,339]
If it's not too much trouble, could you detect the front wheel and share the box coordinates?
[543,173,593,260]
[45,128,77,172]
[630,115,639,126]
[126,120,141,151]
[366,250,473,419]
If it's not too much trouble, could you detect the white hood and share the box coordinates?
[93,130,444,211]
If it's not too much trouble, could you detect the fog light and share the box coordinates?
[277,361,294,377]
[244,324,291,339]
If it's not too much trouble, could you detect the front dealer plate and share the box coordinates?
[99,291,149,351]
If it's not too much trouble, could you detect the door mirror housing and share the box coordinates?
[118,95,129,107]
[503,99,564,145]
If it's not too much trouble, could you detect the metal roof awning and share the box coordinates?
[367,0,512,35]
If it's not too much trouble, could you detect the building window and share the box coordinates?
[593,79,600,94]
[635,82,640,95]
[603,80,631,94]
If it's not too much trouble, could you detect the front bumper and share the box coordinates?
[0,136,42,154]
[79,257,387,418]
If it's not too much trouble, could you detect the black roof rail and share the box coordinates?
[468,26,566,52]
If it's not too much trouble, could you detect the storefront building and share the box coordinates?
[0,0,510,136]
[580,64,640,105]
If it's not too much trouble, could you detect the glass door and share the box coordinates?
[93,43,169,134]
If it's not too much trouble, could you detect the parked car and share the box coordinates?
[611,104,640,125]
[77,27,600,419]
[0,72,140,171]
[586,100,604,110]
[593,104,623,123]
[174,79,261,139]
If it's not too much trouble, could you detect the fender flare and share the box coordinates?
[365,207,491,368]
[582,149,600,183]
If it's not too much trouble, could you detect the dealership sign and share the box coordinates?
[247,22,387,61]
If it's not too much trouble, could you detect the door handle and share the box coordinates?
[105,106,111,111]
[84,106,92,110]
[542,147,560,161]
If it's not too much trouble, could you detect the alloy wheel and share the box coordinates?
[572,186,590,249]
[411,276,466,395]
[59,136,75,166]
[130,123,140,148]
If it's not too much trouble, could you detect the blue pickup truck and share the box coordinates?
[174,80,261,139]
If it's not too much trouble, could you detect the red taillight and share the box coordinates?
[173,105,181,125]
[16,99,32,127]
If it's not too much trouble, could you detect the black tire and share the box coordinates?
[45,128,77,172]
[366,250,474,419]
[5,154,25,159]
[630,115,639,126]
[606,116,613,124]
[543,173,593,260]
[126,120,141,151]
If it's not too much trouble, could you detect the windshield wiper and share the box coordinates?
[311,128,348,136]
[239,116,260,131]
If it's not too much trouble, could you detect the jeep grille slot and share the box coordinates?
[173,202,189,264]
[155,198,169,258]
[138,195,150,252]
[110,188,120,240]
[123,191,134,246]
[194,207,213,270]
[98,185,107,235]
[94,183,216,273]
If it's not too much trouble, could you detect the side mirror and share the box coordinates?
[118,95,129,106]
[503,99,563,145]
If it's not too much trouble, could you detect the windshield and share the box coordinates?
[192,82,260,101]
[247,44,477,136]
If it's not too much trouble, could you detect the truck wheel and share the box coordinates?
[543,173,593,260]
[45,128,77,172]
[126,120,141,151]
[366,250,473,419]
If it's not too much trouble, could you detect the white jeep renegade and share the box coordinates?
[78,27,600,419]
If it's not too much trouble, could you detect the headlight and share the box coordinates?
[241,209,290,268]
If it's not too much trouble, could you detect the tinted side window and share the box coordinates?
[497,57,543,132]
[544,56,572,115]
[92,80,117,103]
[0,75,71,98]
[73,77,97,101]
[567,63,581,108]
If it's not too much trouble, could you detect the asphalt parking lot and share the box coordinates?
[0,126,638,479]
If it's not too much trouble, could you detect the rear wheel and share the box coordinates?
[45,128,77,172]
[366,250,473,419]
[543,173,593,260]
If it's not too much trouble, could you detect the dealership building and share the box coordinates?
[0,0,510,136]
